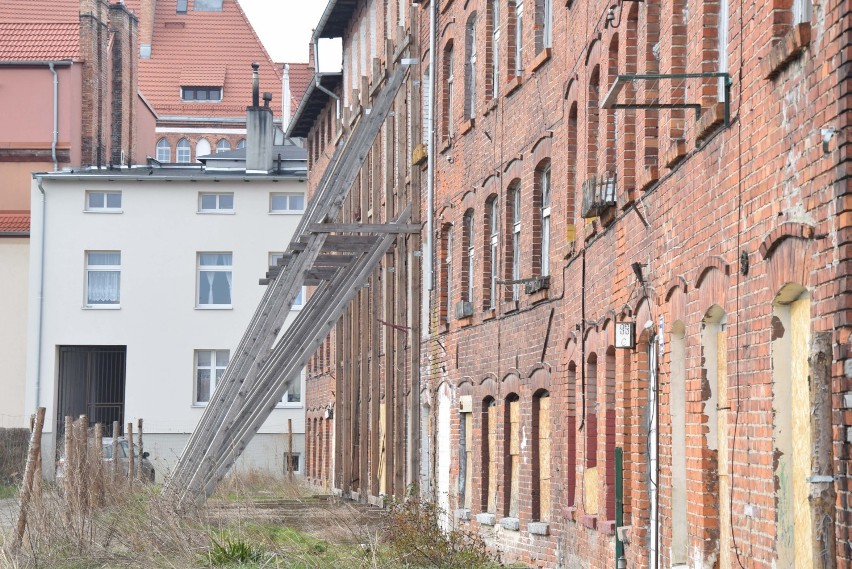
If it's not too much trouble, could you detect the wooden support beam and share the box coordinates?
[308,223,421,234]
[289,239,379,253]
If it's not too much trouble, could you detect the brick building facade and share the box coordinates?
[292,1,424,503]
[299,0,852,567]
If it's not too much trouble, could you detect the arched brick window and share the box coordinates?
[508,0,524,77]
[442,42,455,141]
[464,13,478,120]
[440,223,453,323]
[487,0,500,98]
[503,392,521,518]
[587,66,600,178]
[461,209,475,304]
[504,182,522,301]
[532,389,551,522]
[156,138,171,162]
[566,361,577,506]
[604,347,616,522]
[481,396,498,513]
[216,139,230,153]
[605,36,618,175]
[482,195,499,310]
[534,0,552,52]
[176,138,191,163]
[533,160,551,276]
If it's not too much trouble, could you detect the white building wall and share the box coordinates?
[27,175,308,478]
[0,237,29,428]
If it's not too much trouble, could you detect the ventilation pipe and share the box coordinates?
[49,62,58,172]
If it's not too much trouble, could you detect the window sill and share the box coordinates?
[275,403,304,409]
[695,101,727,143]
[638,164,660,192]
[503,75,523,97]
[528,521,550,536]
[197,210,235,215]
[528,287,549,304]
[663,139,687,169]
[83,304,121,310]
[192,403,209,408]
[476,513,497,526]
[579,514,597,530]
[499,517,520,531]
[530,48,552,73]
[502,300,519,314]
[195,305,233,310]
[458,315,473,327]
[600,519,616,535]
[483,98,498,117]
[455,508,472,521]
[84,209,123,214]
[482,308,496,321]
[460,118,474,135]
[269,211,305,215]
[763,22,811,79]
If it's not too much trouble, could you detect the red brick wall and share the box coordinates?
[419,0,851,567]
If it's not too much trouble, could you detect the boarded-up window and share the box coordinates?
[504,394,521,518]
[532,390,551,522]
[482,397,498,513]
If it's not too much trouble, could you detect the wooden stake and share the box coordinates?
[12,407,45,551]
[93,423,104,507]
[112,421,120,480]
[137,418,144,482]
[127,422,135,483]
[287,419,294,481]
[64,416,74,508]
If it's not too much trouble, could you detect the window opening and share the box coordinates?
[86,251,121,306]
[194,349,229,404]
[156,138,171,162]
[197,252,232,307]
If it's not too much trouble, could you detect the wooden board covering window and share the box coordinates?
[539,394,551,522]
[509,398,520,518]
[487,402,498,513]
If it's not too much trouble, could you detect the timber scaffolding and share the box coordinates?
[164,62,414,507]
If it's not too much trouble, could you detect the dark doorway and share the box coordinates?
[56,346,126,441]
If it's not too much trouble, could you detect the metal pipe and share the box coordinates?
[49,63,58,172]
[425,0,437,298]
[32,178,48,413]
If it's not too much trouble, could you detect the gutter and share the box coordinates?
[0,60,72,67]
[425,0,437,302]
[31,177,48,413]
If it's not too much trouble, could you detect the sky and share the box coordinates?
[239,1,329,63]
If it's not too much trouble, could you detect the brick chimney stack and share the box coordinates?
[79,0,110,167]
[138,0,156,58]
[109,3,139,166]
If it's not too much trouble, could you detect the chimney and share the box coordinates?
[308,39,316,73]
[138,0,156,58]
[109,3,139,165]
[282,64,292,132]
[246,63,274,173]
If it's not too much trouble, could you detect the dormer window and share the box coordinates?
[182,87,222,102]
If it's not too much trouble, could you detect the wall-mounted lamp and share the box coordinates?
[603,0,644,29]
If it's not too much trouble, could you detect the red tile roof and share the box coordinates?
[125,0,283,119]
[287,63,312,115]
[0,211,30,234]
[0,22,80,61]
[0,0,79,23]
[0,0,80,61]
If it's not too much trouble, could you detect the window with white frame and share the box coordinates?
[465,210,475,302]
[86,251,121,306]
[280,370,303,405]
[237,139,246,149]
[181,86,222,101]
[491,0,501,98]
[489,198,499,309]
[446,226,454,318]
[176,138,191,163]
[542,0,552,49]
[197,252,232,307]
[446,46,455,139]
[216,139,230,153]
[194,349,229,404]
[512,187,521,300]
[86,190,122,212]
[156,138,170,162]
[515,0,524,76]
[285,453,301,473]
[270,192,306,213]
[540,165,551,276]
[269,253,305,307]
[198,192,234,213]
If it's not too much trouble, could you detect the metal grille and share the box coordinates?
[56,346,126,442]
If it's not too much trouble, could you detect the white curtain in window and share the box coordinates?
[88,271,120,303]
